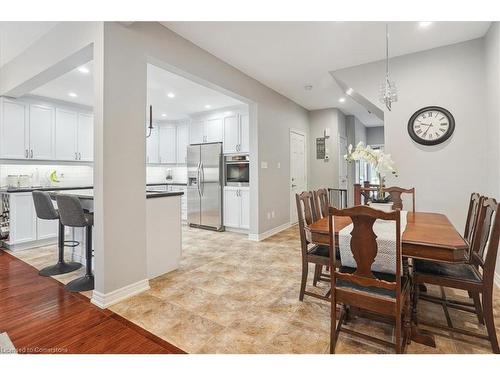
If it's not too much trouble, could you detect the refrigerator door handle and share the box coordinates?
[197,161,201,197]
[200,162,205,196]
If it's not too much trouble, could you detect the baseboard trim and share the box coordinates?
[248,222,292,241]
[1,237,57,252]
[495,272,500,289]
[91,279,150,309]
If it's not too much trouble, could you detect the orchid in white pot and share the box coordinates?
[344,142,398,202]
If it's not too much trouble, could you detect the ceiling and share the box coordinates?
[147,64,244,120]
[0,21,58,67]
[29,61,244,120]
[164,21,491,125]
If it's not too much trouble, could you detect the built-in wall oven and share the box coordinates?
[225,155,249,186]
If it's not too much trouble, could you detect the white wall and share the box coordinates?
[334,39,488,231]
[484,23,500,283]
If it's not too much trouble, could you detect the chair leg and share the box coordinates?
[395,309,402,354]
[299,261,308,301]
[469,291,484,325]
[313,264,321,286]
[482,289,500,354]
[412,281,420,326]
[330,287,337,354]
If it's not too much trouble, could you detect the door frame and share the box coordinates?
[289,128,308,224]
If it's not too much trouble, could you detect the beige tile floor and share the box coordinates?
[8,225,500,354]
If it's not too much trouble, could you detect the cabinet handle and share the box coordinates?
[30,149,33,159]
[75,152,78,160]
[79,152,81,160]
[25,149,28,158]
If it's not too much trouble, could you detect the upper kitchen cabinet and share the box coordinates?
[55,108,78,161]
[77,113,93,161]
[0,98,28,159]
[159,124,176,164]
[189,120,204,144]
[223,113,249,154]
[146,125,159,164]
[205,118,223,143]
[29,104,55,160]
[176,123,189,164]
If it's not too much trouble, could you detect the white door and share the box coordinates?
[338,137,348,189]
[159,125,176,163]
[223,187,240,228]
[189,120,204,144]
[9,193,37,244]
[77,113,94,161]
[290,130,307,223]
[239,188,250,229]
[223,115,239,153]
[239,113,250,153]
[176,123,189,164]
[205,118,223,143]
[0,99,28,159]
[146,126,159,163]
[29,104,55,160]
[55,108,78,161]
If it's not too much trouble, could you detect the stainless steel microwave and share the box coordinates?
[225,155,249,186]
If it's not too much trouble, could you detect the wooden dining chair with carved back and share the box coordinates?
[413,197,500,353]
[295,191,331,302]
[328,205,411,353]
[312,188,332,285]
[384,186,416,212]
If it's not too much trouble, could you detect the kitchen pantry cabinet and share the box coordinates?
[223,186,249,230]
[159,125,177,164]
[189,118,223,144]
[0,98,93,162]
[223,113,249,154]
[4,193,58,249]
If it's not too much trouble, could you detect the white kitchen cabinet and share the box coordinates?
[77,113,93,161]
[223,186,250,229]
[223,115,239,154]
[240,113,250,153]
[8,193,37,244]
[146,126,159,163]
[29,104,55,160]
[223,113,249,154]
[0,98,28,159]
[176,123,189,164]
[159,125,176,164]
[189,120,204,144]
[55,108,78,161]
[205,118,223,143]
[37,217,59,240]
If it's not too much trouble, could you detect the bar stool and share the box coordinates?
[56,194,94,292]
[32,191,81,276]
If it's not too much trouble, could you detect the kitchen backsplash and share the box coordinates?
[0,164,187,188]
[0,164,93,188]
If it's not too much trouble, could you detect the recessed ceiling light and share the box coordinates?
[77,66,90,74]
[338,97,346,103]
[161,113,167,117]
[418,21,433,28]
[205,105,211,109]
[167,92,175,98]
[68,92,78,98]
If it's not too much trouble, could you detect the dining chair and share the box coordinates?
[296,191,330,301]
[464,192,482,246]
[384,186,416,212]
[313,188,329,219]
[328,205,411,353]
[412,197,500,353]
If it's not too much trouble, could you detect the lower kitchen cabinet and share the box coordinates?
[223,186,249,230]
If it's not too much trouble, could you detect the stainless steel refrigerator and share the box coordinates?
[187,142,224,231]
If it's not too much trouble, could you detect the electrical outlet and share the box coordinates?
[261,161,268,169]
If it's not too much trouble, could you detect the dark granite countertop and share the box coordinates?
[0,182,187,194]
[46,189,183,200]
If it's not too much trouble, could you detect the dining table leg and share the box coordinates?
[409,269,437,347]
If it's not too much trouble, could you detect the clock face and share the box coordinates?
[408,106,455,146]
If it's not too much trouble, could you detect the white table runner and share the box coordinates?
[338,211,407,274]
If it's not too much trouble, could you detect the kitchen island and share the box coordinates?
[48,189,183,279]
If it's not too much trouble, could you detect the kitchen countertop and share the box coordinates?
[46,189,183,200]
[0,182,187,194]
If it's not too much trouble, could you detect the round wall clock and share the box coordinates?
[407,106,455,146]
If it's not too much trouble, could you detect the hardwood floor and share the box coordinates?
[0,249,184,354]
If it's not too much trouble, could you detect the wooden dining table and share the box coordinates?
[304,211,469,347]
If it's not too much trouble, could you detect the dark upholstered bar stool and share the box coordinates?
[32,191,81,276]
[56,194,94,292]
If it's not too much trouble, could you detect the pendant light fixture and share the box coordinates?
[146,105,154,138]
[379,23,398,111]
